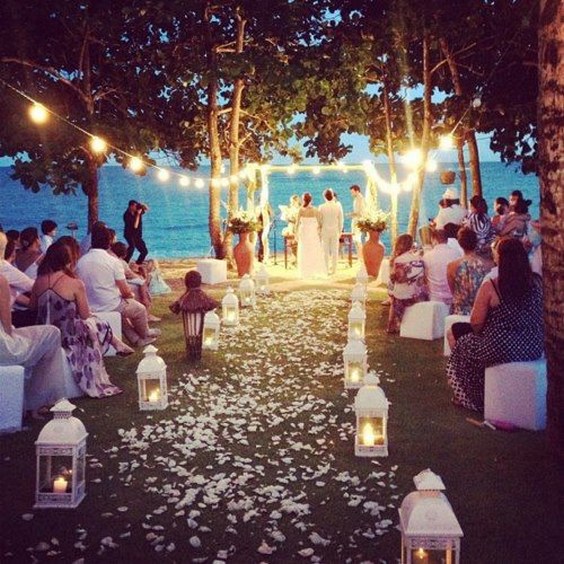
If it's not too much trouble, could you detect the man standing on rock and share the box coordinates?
[318,189,344,275]
[123,200,149,265]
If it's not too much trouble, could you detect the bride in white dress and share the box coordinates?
[296,193,328,279]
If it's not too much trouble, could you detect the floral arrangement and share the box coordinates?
[355,210,389,233]
[227,209,262,234]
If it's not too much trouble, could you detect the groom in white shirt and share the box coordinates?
[318,189,344,275]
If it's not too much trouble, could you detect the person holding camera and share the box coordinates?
[123,200,149,265]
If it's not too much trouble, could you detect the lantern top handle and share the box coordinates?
[414,468,446,491]
[143,344,158,355]
[50,398,76,417]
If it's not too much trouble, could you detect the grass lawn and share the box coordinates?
[0,260,561,563]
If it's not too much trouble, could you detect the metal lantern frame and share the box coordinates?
[255,263,270,295]
[348,301,366,340]
[35,399,87,509]
[222,287,240,326]
[137,345,168,410]
[351,282,367,307]
[202,309,220,350]
[399,469,464,564]
[354,373,389,457]
[343,338,368,389]
[239,274,256,308]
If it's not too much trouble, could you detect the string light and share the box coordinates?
[426,159,438,172]
[195,178,205,189]
[403,148,423,169]
[29,103,49,124]
[157,169,170,182]
[439,134,454,150]
[129,156,144,173]
[312,166,321,175]
[179,176,190,187]
[90,136,108,153]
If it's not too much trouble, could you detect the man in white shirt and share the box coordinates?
[0,232,35,327]
[434,188,467,229]
[423,228,463,305]
[318,189,344,275]
[349,184,366,260]
[76,225,159,347]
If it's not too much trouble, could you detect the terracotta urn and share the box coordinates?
[440,170,456,185]
[362,230,386,277]
[233,231,254,277]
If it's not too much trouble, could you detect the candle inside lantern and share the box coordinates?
[350,367,361,382]
[362,422,376,446]
[413,548,429,563]
[203,328,215,346]
[53,476,68,493]
[226,311,235,321]
[148,389,161,402]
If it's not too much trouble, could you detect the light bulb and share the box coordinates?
[29,103,49,124]
[129,156,144,173]
[157,169,170,182]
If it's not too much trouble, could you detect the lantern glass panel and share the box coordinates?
[142,379,163,403]
[224,305,238,322]
[241,291,253,306]
[349,320,364,339]
[38,454,73,493]
[347,361,364,383]
[411,548,453,564]
[202,327,216,346]
[358,416,385,446]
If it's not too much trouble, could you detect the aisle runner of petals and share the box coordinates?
[100,290,399,561]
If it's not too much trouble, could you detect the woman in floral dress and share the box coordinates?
[386,234,428,333]
[30,242,133,398]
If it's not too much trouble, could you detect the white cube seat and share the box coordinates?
[443,314,471,356]
[485,359,547,431]
[375,258,390,286]
[95,311,122,356]
[0,365,25,433]
[400,301,450,340]
[196,259,227,285]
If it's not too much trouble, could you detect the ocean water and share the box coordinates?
[0,162,539,258]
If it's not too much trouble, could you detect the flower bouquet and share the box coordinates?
[356,210,389,233]
[227,209,262,234]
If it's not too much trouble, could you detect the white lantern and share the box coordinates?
[399,469,464,564]
[343,338,367,389]
[222,287,239,326]
[354,372,389,456]
[202,309,220,350]
[255,263,270,295]
[35,399,87,509]
[239,274,256,308]
[356,264,369,288]
[351,282,367,307]
[137,345,168,411]
[348,301,366,340]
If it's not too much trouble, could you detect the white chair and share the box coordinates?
[484,359,547,431]
[443,314,471,356]
[400,301,450,340]
[0,365,25,433]
[196,259,227,285]
[95,311,122,356]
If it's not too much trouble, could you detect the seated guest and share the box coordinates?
[79,220,106,257]
[40,219,58,253]
[0,274,65,418]
[491,197,509,233]
[446,238,543,411]
[15,227,43,279]
[0,232,35,327]
[31,243,133,399]
[464,196,495,260]
[433,188,467,230]
[509,189,525,211]
[422,228,462,305]
[446,228,488,315]
[76,224,159,347]
[387,234,428,334]
[497,198,531,238]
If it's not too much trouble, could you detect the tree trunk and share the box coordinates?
[456,136,468,208]
[225,8,247,268]
[382,83,399,244]
[466,129,483,197]
[81,154,99,232]
[204,4,224,259]
[407,32,432,238]
[538,0,563,462]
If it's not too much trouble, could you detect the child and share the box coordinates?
[40,219,58,253]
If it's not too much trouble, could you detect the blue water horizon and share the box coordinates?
[0,162,540,258]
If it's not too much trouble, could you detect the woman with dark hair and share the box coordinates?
[491,197,509,233]
[446,237,543,411]
[447,227,488,315]
[387,234,428,333]
[295,192,327,279]
[15,227,43,278]
[464,196,495,258]
[498,198,531,238]
[30,243,132,398]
